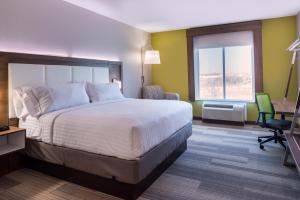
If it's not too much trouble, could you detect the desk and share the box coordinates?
[273,100,299,171]
[283,133,300,172]
[272,100,295,119]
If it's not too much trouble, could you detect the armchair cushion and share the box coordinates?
[143,85,180,100]
[165,92,180,100]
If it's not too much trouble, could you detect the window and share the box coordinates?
[194,31,254,101]
[225,46,253,100]
[198,47,224,100]
[197,44,254,101]
[186,21,262,102]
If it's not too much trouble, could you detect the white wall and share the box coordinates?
[0,0,150,98]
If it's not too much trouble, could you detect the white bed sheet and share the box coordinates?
[19,116,42,140]
[20,98,192,160]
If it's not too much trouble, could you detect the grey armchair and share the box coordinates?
[142,85,180,100]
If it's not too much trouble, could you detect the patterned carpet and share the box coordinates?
[1,124,300,200]
[142,125,300,200]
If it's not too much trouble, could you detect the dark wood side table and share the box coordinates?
[0,127,25,176]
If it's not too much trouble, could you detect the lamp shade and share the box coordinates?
[144,50,160,64]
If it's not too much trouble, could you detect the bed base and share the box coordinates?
[24,141,187,200]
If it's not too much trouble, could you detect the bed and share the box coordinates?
[3,52,193,200]
[22,98,192,188]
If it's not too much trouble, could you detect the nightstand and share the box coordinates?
[0,127,25,176]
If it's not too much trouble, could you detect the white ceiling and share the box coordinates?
[63,0,300,33]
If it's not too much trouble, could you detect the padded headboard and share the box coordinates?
[0,52,122,124]
[9,64,110,118]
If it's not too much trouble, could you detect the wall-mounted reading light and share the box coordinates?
[112,78,122,89]
[287,37,300,64]
[285,37,300,99]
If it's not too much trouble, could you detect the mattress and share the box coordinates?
[20,98,192,160]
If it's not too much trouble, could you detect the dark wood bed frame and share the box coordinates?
[0,51,189,200]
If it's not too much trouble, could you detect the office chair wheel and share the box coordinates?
[258,138,262,142]
[260,145,264,150]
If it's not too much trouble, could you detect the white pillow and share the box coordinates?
[12,87,30,119]
[86,82,124,102]
[22,86,53,118]
[21,83,89,118]
[50,83,89,111]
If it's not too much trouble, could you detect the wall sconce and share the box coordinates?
[112,78,122,89]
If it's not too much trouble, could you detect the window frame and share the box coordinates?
[186,21,263,102]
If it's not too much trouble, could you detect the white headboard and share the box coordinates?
[8,63,110,118]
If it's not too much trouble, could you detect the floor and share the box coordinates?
[0,122,300,200]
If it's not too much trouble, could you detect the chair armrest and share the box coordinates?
[164,92,180,100]
[258,111,272,125]
[259,111,273,115]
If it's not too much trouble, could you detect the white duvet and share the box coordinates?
[20,98,192,160]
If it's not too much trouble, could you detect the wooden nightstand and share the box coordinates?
[0,127,25,176]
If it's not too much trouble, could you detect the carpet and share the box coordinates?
[142,125,300,200]
[1,125,300,200]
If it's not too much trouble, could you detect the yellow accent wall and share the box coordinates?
[151,16,297,121]
[151,30,189,101]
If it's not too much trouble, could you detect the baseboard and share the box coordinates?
[193,116,202,121]
[202,119,245,126]
[245,121,257,125]
[193,116,256,126]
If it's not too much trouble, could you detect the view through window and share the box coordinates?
[198,46,254,101]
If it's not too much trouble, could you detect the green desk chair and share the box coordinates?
[256,93,291,150]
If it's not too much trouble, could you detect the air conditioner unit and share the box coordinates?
[202,101,247,123]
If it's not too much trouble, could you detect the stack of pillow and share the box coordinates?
[13,82,124,119]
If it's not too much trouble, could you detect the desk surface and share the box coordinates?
[272,99,295,115]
